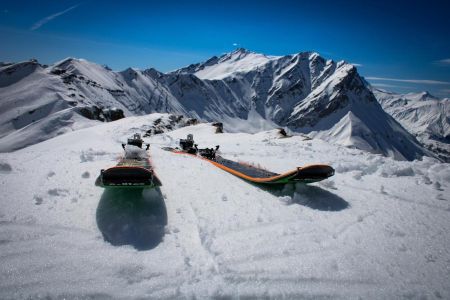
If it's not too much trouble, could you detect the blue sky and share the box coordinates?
[1,0,449,97]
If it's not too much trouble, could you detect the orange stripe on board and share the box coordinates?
[170,150,328,183]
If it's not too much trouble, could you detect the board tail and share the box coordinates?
[96,167,162,188]
[288,165,335,183]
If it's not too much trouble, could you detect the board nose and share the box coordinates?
[295,165,335,180]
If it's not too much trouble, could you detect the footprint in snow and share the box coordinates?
[34,196,43,205]
[422,176,432,185]
[0,163,12,173]
[47,188,69,197]
[436,194,447,201]
[433,182,444,191]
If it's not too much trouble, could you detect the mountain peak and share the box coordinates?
[308,51,321,59]
[57,57,81,64]
[419,91,433,99]
[231,47,252,55]
[223,48,260,61]
[53,57,87,69]
[192,50,274,80]
[402,91,438,102]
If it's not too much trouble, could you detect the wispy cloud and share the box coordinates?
[436,89,450,99]
[371,83,403,88]
[350,62,363,67]
[434,58,450,66]
[31,4,79,31]
[366,76,450,85]
[232,43,239,47]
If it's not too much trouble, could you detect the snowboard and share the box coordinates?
[96,149,162,189]
[162,147,334,184]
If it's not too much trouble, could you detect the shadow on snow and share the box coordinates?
[260,183,349,211]
[96,188,167,251]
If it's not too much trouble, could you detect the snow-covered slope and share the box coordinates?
[0,58,188,152]
[175,49,429,160]
[373,88,450,161]
[0,51,433,161]
[180,48,277,80]
[0,114,449,298]
[49,58,187,116]
[0,60,100,151]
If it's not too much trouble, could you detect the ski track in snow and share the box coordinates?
[0,114,449,298]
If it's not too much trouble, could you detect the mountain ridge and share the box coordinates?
[0,50,443,161]
[372,87,450,161]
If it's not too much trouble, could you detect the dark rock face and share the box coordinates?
[103,108,125,121]
[75,106,124,122]
[285,65,378,129]
[212,122,223,133]
[50,68,66,75]
[143,115,199,137]
[75,106,104,121]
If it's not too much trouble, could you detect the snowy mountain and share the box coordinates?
[0,114,449,298]
[372,88,450,161]
[0,58,186,151]
[169,49,430,160]
[0,59,99,151]
[0,50,434,160]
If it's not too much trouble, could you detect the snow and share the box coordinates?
[194,49,277,80]
[0,114,449,298]
[0,109,97,152]
[124,144,148,160]
[221,108,279,133]
[0,59,101,152]
[52,58,120,90]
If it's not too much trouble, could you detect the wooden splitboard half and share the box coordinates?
[163,147,334,184]
[96,155,162,189]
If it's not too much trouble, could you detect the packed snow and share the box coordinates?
[0,113,449,298]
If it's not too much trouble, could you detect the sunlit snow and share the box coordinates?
[0,114,449,298]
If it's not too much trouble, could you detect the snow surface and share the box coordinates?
[1,113,449,298]
[194,49,277,80]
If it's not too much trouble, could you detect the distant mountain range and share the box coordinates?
[1,49,448,161]
[372,88,449,161]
